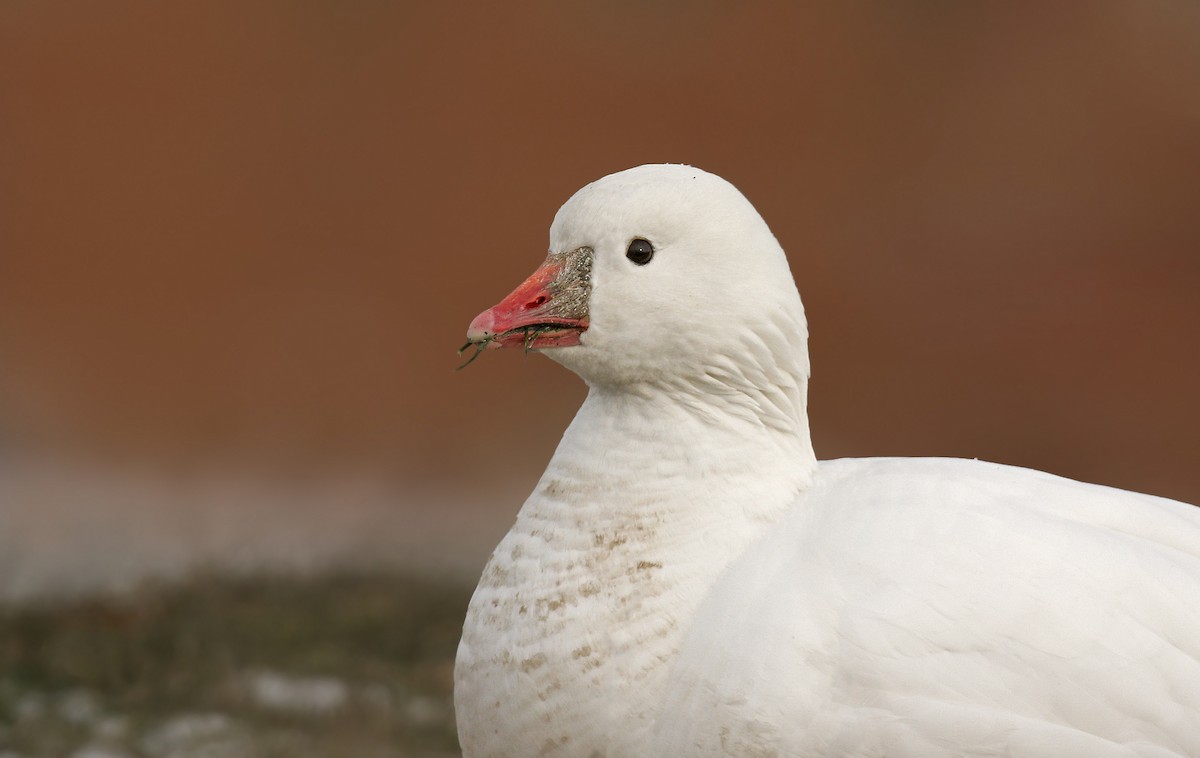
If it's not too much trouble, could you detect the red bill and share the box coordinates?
[459,247,592,367]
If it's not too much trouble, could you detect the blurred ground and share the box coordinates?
[0,572,466,756]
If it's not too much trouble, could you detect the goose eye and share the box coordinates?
[626,238,654,266]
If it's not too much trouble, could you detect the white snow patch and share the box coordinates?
[245,670,348,714]
[139,713,242,756]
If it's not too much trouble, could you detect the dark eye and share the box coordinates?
[626,238,654,266]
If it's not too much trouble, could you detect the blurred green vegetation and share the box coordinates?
[0,572,472,757]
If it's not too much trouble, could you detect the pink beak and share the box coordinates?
[466,250,590,351]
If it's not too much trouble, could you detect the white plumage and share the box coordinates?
[455,164,1200,757]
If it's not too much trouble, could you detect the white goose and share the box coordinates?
[454,164,1200,758]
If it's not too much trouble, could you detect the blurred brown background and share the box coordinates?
[2,1,1199,598]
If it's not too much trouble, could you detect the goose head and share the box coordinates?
[466,164,809,392]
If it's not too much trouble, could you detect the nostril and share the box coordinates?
[526,295,548,310]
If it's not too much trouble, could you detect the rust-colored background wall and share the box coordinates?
[1,2,1198,596]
